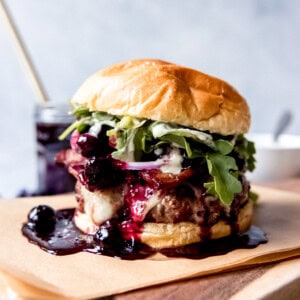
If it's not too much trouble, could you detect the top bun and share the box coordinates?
[71,59,250,135]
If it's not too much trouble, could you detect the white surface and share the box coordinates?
[248,134,300,149]
[247,133,300,182]
[0,1,300,197]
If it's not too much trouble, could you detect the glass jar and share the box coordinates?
[35,103,75,194]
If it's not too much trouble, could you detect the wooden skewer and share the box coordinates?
[0,0,48,105]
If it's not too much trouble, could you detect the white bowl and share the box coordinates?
[246,133,300,182]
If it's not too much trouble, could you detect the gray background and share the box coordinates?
[0,0,299,197]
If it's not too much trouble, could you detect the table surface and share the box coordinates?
[108,178,300,300]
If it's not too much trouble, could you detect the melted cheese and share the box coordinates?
[160,148,183,175]
[81,185,124,226]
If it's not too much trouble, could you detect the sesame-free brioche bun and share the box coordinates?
[71,59,250,135]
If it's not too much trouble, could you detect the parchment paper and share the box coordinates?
[0,185,300,300]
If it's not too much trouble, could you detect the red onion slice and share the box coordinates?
[114,159,165,170]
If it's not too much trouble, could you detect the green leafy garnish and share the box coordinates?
[71,107,91,118]
[108,116,147,161]
[235,135,256,172]
[205,153,242,205]
[159,134,193,157]
[151,123,216,150]
[59,107,257,206]
[215,140,234,155]
[59,107,117,141]
[249,191,259,204]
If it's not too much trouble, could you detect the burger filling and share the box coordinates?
[56,106,256,237]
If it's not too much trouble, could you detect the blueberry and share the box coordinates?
[27,205,56,235]
[94,224,111,242]
[76,133,100,157]
[76,126,114,158]
[94,221,122,248]
[84,157,124,190]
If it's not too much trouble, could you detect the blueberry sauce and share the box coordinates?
[36,123,76,194]
[124,183,157,222]
[22,208,267,260]
[22,208,153,259]
[160,226,267,259]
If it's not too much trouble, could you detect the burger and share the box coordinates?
[55,59,256,250]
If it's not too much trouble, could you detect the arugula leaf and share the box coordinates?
[58,116,92,140]
[151,123,216,150]
[215,140,234,155]
[92,111,114,121]
[72,107,91,118]
[133,127,147,161]
[110,117,147,162]
[246,141,256,171]
[205,153,242,205]
[235,135,256,172]
[59,109,116,141]
[159,134,193,157]
[58,121,79,140]
[203,181,218,196]
[112,128,135,161]
[249,190,259,204]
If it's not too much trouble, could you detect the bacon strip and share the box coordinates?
[55,149,85,165]
[141,168,195,188]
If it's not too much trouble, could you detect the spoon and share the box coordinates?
[273,110,293,142]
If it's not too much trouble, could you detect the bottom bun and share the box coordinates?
[141,201,253,249]
[74,197,253,249]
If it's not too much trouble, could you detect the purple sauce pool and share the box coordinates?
[22,208,267,260]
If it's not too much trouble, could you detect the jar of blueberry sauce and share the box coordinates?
[35,104,75,195]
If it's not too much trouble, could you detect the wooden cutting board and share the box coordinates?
[113,258,300,300]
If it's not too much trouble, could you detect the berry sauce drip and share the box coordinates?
[22,205,268,260]
[124,183,156,222]
[22,207,153,259]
